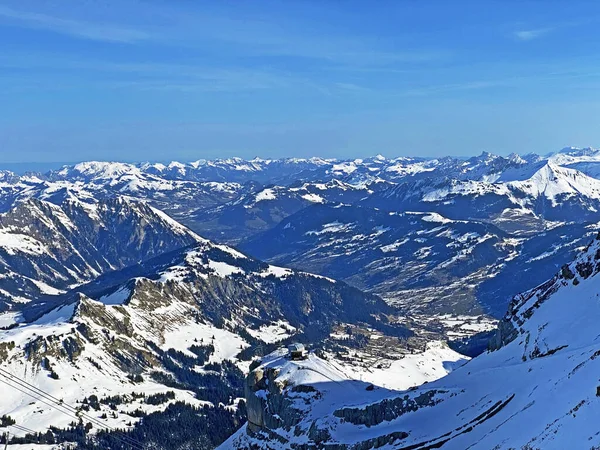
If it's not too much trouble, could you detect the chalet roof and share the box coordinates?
[288,343,305,353]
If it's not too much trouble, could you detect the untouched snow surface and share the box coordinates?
[340,341,469,391]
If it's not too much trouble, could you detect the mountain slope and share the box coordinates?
[0,197,198,314]
[241,204,510,313]
[240,203,600,317]
[224,233,600,449]
[0,216,434,448]
[188,180,376,244]
[6,152,600,320]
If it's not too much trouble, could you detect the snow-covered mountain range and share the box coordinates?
[3,147,600,448]
[0,195,457,449]
[4,148,600,333]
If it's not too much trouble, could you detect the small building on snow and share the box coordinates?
[288,343,306,360]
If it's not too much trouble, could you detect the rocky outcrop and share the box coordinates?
[333,389,446,427]
[490,233,600,352]
[245,364,305,437]
[238,351,419,450]
[0,197,197,312]
[488,318,518,351]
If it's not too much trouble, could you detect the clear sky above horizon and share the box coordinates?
[2,0,600,163]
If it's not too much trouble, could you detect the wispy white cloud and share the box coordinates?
[0,53,319,93]
[398,80,505,97]
[141,3,450,67]
[0,5,150,43]
[334,82,372,92]
[513,27,555,41]
[0,2,448,68]
[396,66,600,98]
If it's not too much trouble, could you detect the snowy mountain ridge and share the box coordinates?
[6,146,599,186]
[0,196,199,314]
[0,205,455,447]
[3,147,600,448]
[224,232,600,449]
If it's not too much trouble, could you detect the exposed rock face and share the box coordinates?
[243,353,329,447]
[0,223,409,425]
[0,197,198,312]
[227,350,449,449]
[245,365,303,436]
[333,389,445,427]
[487,318,518,351]
[490,232,600,352]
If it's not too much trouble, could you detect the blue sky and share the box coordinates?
[1,0,600,163]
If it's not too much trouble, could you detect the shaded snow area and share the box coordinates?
[32,303,77,326]
[147,204,208,241]
[0,311,24,328]
[30,279,65,296]
[222,236,600,449]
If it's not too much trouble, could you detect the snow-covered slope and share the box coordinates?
[0,197,198,313]
[364,153,600,223]
[4,149,600,448]
[242,204,510,314]
[4,148,600,235]
[224,232,600,449]
[0,222,419,447]
[7,151,600,319]
[508,162,600,204]
[241,203,600,317]
[0,164,243,238]
[188,180,376,244]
